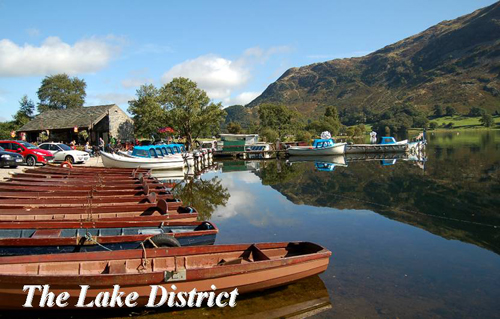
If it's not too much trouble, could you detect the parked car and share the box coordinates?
[0,140,54,166]
[38,142,90,164]
[0,146,23,168]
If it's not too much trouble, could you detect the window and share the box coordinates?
[39,144,49,150]
[149,149,157,157]
[58,144,71,151]
[18,141,37,149]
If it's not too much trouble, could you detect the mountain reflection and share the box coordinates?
[251,131,500,255]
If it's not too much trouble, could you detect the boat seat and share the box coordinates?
[240,245,271,262]
[217,257,243,266]
[31,229,62,238]
[105,260,127,274]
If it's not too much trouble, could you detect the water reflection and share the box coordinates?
[171,176,230,221]
[152,131,500,318]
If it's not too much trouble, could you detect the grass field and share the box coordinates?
[429,115,500,129]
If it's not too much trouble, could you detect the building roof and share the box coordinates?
[18,104,118,132]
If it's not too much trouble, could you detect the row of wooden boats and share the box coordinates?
[0,165,331,309]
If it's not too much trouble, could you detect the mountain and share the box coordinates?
[247,2,500,117]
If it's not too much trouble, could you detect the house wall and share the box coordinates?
[108,105,134,142]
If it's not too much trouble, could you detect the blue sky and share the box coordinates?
[0,0,497,120]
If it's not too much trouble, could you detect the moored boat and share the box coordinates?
[0,220,217,256]
[0,241,331,309]
[287,138,346,156]
[345,137,408,153]
[101,151,185,169]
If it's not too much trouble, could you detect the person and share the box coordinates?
[99,137,105,152]
[369,131,377,144]
[84,141,93,157]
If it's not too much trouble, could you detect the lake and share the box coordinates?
[145,130,500,318]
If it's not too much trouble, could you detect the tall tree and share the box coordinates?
[433,104,444,117]
[480,113,494,127]
[128,84,167,139]
[161,77,226,149]
[226,122,242,134]
[258,103,298,139]
[306,106,341,135]
[37,74,86,112]
[13,95,35,127]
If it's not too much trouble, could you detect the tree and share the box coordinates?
[429,121,438,130]
[445,106,457,116]
[162,77,226,150]
[469,107,486,117]
[480,113,494,127]
[433,104,444,117]
[13,95,35,127]
[37,74,86,112]
[226,122,242,134]
[295,130,312,144]
[258,103,298,139]
[260,127,278,142]
[128,84,167,139]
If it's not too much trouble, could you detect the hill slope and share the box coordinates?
[248,2,500,117]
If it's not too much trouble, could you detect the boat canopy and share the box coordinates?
[312,139,335,148]
[381,137,397,144]
[131,144,186,158]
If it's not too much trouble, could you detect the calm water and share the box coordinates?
[147,131,500,318]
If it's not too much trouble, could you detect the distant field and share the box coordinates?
[429,115,500,129]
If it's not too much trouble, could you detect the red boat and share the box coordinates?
[0,242,331,309]
[0,199,198,221]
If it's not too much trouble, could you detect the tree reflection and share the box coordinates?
[258,160,305,185]
[171,177,230,221]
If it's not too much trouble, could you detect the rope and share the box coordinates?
[140,242,149,271]
[329,193,499,229]
[84,231,112,251]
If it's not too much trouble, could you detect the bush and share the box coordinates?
[295,131,312,145]
[260,127,279,142]
[429,122,438,130]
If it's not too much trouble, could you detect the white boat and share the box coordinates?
[100,151,185,169]
[287,139,346,156]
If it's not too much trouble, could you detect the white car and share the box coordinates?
[39,143,90,164]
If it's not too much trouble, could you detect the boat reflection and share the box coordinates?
[2,275,331,318]
[286,153,426,172]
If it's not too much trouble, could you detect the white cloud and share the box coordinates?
[224,91,261,106]
[162,54,250,99]
[161,46,292,101]
[26,28,40,37]
[0,36,121,77]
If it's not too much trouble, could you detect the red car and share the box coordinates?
[0,140,54,166]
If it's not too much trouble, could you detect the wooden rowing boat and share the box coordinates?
[0,220,217,256]
[0,241,330,309]
[0,199,198,221]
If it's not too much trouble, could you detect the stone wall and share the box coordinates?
[108,105,134,142]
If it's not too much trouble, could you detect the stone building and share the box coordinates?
[18,104,134,145]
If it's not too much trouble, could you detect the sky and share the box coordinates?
[0,0,497,121]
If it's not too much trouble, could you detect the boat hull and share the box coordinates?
[287,143,346,156]
[0,242,331,309]
[101,152,185,169]
[345,140,408,153]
